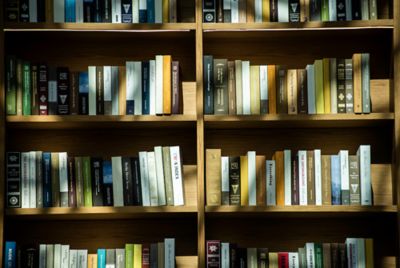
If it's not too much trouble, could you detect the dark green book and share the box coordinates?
[82,156,93,207]
[6,56,17,115]
[314,243,323,268]
[22,61,31,115]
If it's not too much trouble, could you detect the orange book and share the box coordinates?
[268,65,277,114]
[240,155,249,206]
[256,155,266,206]
[353,53,363,113]
[88,254,98,268]
[163,55,172,114]
[273,151,284,206]
[118,66,126,115]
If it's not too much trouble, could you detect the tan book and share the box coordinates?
[365,238,374,268]
[287,69,298,114]
[163,55,172,114]
[240,155,249,205]
[206,149,222,206]
[246,0,255,22]
[88,254,98,268]
[250,65,261,114]
[269,252,278,268]
[323,58,331,113]
[273,151,284,206]
[353,53,363,113]
[182,82,196,115]
[228,61,236,115]
[256,155,266,206]
[268,65,277,114]
[301,0,310,21]
[163,0,169,23]
[118,66,126,115]
[239,0,247,22]
[307,151,315,205]
[51,152,60,207]
[321,155,332,205]
[235,60,243,115]
[262,0,270,21]
[162,146,174,206]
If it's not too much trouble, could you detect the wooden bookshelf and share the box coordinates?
[1,0,399,266]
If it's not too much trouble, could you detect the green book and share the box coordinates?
[314,243,323,268]
[314,60,324,114]
[22,61,31,115]
[125,244,134,268]
[321,0,329,21]
[6,56,17,115]
[82,156,93,207]
[298,247,307,267]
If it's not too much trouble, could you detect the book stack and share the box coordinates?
[6,146,185,208]
[4,239,176,268]
[204,54,371,115]
[206,145,372,206]
[5,56,182,116]
[206,238,374,268]
[5,0,180,23]
[203,0,377,23]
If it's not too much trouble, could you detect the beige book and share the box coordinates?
[206,149,222,205]
[321,155,332,205]
[287,69,298,114]
[162,146,174,206]
[250,65,261,114]
[88,254,98,268]
[118,66,126,115]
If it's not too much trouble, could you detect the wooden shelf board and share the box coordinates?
[6,115,197,129]
[204,113,394,128]
[6,206,198,220]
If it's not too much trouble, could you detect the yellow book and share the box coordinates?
[250,65,260,115]
[163,0,169,23]
[240,155,248,206]
[352,53,363,113]
[269,252,278,268]
[133,244,142,268]
[163,55,172,114]
[88,254,98,268]
[323,58,331,113]
[262,0,270,21]
[365,238,374,268]
[314,59,324,114]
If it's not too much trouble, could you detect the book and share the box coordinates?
[240,155,248,206]
[314,59,324,114]
[305,243,315,268]
[361,53,370,113]
[154,146,167,205]
[31,65,39,115]
[321,155,332,205]
[349,155,360,205]
[345,59,354,113]
[91,157,104,206]
[139,152,151,206]
[247,151,256,206]
[22,62,31,115]
[291,153,299,205]
[4,241,17,268]
[278,0,289,22]
[306,64,316,114]
[82,157,92,207]
[75,157,84,207]
[314,243,323,268]
[203,0,216,22]
[276,65,288,114]
[289,0,300,22]
[336,0,346,20]
[266,160,276,205]
[297,69,308,114]
[250,65,260,114]
[221,156,229,205]
[260,65,268,114]
[204,55,214,114]
[102,160,113,206]
[6,152,21,208]
[57,67,70,115]
[287,69,298,114]
[206,149,221,205]
[307,151,315,205]
[330,58,337,114]
[164,238,175,268]
[358,145,371,205]
[214,59,229,114]
[256,155,266,206]
[103,66,112,115]
[339,150,350,205]
[59,152,69,207]
[331,155,341,205]
[278,252,289,267]
[322,58,331,113]
[79,72,89,115]
[310,0,321,20]
[229,156,241,205]
[131,158,142,206]
[171,61,181,114]
[353,53,363,113]
[122,157,134,206]
[88,66,96,115]
[155,55,164,115]
[126,61,142,115]
[235,60,243,114]
[147,151,159,206]
[242,61,251,115]
[67,157,77,207]
[298,150,307,205]
[274,151,284,206]
[163,55,172,114]
[314,149,322,205]
[51,153,60,207]
[369,0,377,19]
[70,72,79,115]
[112,156,124,207]
[207,241,220,267]
[221,243,230,268]
[336,59,346,113]
[162,147,174,206]
[284,150,291,206]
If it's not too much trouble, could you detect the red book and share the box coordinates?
[207,240,220,268]
[278,252,289,268]
[142,243,150,268]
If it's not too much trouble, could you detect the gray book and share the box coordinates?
[116,249,125,268]
[164,238,175,268]
[39,244,46,268]
[150,243,158,268]
[247,248,257,268]
[306,64,316,114]
[46,244,54,268]
[48,67,58,115]
[36,151,43,208]
[112,157,124,207]
[157,242,165,268]
[349,155,360,205]
[104,66,112,115]
[369,0,377,19]
[54,244,61,268]
[111,66,119,115]
[162,147,174,206]
[77,250,88,268]
[69,250,78,268]
[106,249,116,267]
[361,53,370,113]
[361,0,369,20]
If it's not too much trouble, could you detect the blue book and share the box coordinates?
[65,0,76,22]
[139,9,147,22]
[203,55,214,114]
[147,0,155,22]
[98,249,106,268]
[306,64,316,114]
[83,0,95,22]
[42,152,52,207]
[142,61,150,115]
[121,0,133,22]
[331,155,341,205]
[4,242,16,268]
[102,160,113,206]
[79,72,89,115]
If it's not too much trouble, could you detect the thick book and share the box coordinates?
[170,146,185,206]
[289,0,300,22]
[358,145,371,205]
[163,55,172,115]
[214,59,229,114]
[314,149,322,206]
[142,61,150,114]
[4,241,17,268]
[203,0,216,22]
[171,61,181,114]
[352,0,361,20]
[21,153,29,208]
[131,157,143,206]
[322,58,331,113]
[287,69,298,114]
[207,241,220,267]
[6,152,21,208]
[42,152,52,207]
[91,157,104,206]
[240,155,248,206]
[38,64,48,115]
[306,64,316,114]
[336,0,346,20]
[273,151,284,206]
[331,155,341,205]
[229,156,241,205]
[154,146,167,205]
[6,56,17,115]
[28,152,36,208]
[336,59,346,113]
[339,150,350,205]
[121,0,133,22]
[228,61,237,115]
[22,62,31,115]
[147,152,159,206]
[112,157,124,207]
[204,55,214,114]
[361,53,370,113]
[297,69,308,114]
[278,252,289,267]
[314,59,324,114]
[349,155,360,205]
[284,150,291,205]
[266,160,276,205]
[310,0,321,21]
[20,0,29,21]
[139,152,150,206]
[369,0,377,19]
[235,60,243,114]
[59,152,69,207]
[330,58,338,114]
[250,65,261,114]
[247,151,257,206]
[260,65,268,114]
[126,61,142,115]
[298,150,307,205]
[57,67,70,115]
[102,160,113,206]
[75,157,85,207]
[206,149,221,205]
[242,61,251,114]
[291,154,299,205]
[345,59,354,113]
[5,0,19,22]
[79,72,89,115]
[111,66,119,115]
[162,147,174,206]
[321,155,331,205]
[103,66,112,115]
[352,53,363,113]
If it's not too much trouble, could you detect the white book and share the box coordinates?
[235,60,243,114]
[54,0,65,22]
[147,151,159,206]
[76,0,84,22]
[357,238,366,268]
[29,0,37,22]
[88,66,96,115]
[29,151,36,208]
[21,152,30,208]
[164,238,175,268]
[289,252,299,268]
[46,244,54,268]
[339,150,349,203]
[111,66,119,115]
[357,145,371,205]
[149,60,156,115]
[139,151,151,206]
[132,0,139,22]
[247,151,256,206]
[298,150,308,205]
[77,250,88,268]
[111,156,124,207]
[278,0,289,22]
[54,244,61,268]
[260,65,268,108]
[112,0,122,22]
[39,244,46,268]
[266,160,276,205]
[155,0,162,22]
[255,0,262,22]
[345,238,358,268]
[115,248,125,268]
[221,243,230,268]
[59,152,69,207]
[242,61,251,115]
[221,156,229,204]
[284,150,291,205]
[128,61,142,115]
[330,58,337,114]
[61,245,70,268]
[329,0,337,21]
[69,250,78,268]
[154,146,166,206]
[306,65,316,114]
[170,146,185,206]
[231,0,239,23]
[305,243,315,268]
[314,149,322,205]
[155,56,164,115]
[104,66,112,114]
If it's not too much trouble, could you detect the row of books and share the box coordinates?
[203,0,378,23]
[203,54,371,115]
[206,145,372,206]
[6,147,185,209]
[4,239,176,268]
[206,238,373,268]
[6,0,180,23]
[5,56,182,116]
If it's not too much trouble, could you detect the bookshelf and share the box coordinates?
[1,0,399,267]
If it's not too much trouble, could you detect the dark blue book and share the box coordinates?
[147,0,155,22]
[83,0,95,22]
[79,72,89,115]
[65,0,76,22]
[131,157,142,206]
[126,101,135,115]
[121,0,133,23]
[352,0,361,20]
[203,55,214,114]
[42,152,52,207]
[94,0,103,22]
[19,0,29,22]
[102,160,113,206]
[4,241,16,268]
[139,8,147,22]
[142,61,150,115]
[331,155,341,205]
[310,0,321,21]
[37,0,46,22]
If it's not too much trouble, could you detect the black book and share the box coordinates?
[103,0,112,22]
[338,243,348,268]
[230,243,237,268]
[121,0,133,22]
[122,157,134,206]
[213,59,228,115]
[237,248,247,268]
[96,66,104,115]
[19,0,29,22]
[229,156,240,205]
[91,157,104,206]
[84,0,96,22]
[204,55,214,114]
[6,0,19,22]
[336,0,346,21]
[310,0,321,21]
[57,67,70,115]
[150,243,158,268]
[216,0,223,22]
[95,0,103,22]
[37,0,46,22]
[289,0,300,22]
[270,0,278,22]
[203,0,216,22]
[21,247,37,268]
[6,152,21,208]
[291,155,299,205]
[131,157,142,206]
[352,0,361,20]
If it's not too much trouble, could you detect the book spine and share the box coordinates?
[288,253,299,267]
[16,60,23,115]
[28,151,36,208]
[118,66,126,115]
[339,150,350,205]
[161,147,173,206]
[358,145,371,205]
[103,0,112,21]
[289,0,300,22]
[297,69,308,114]
[231,0,239,22]
[83,0,95,22]
[76,0,84,22]
[369,0,377,19]
[331,155,341,205]
[349,155,360,205]
[306,64,316,114]
[169,147,184,206]
[322,58,331,113]
[361,53,370,113]
[20,0,29,21]
[336,59,346,113]
[329,0,336,21]
[31,65,39,115]
[6,56,17,115]
[278,252,289,267]
[147,0,155,22]
[6,152,21,208]
[206,149,221,205]
[291,154,299,205]
[310,0,321,21]
[74,157,84,207]
[321,0,329,21]
[36,152,43,208]
[270,0,278,22]
[155,56,164,115]
[21,152,30,208]
[321,155,332,205]
[82,157,93,207]
[28,0,37,21]
[277,0,289,22]
[247,151,256,206]
[164,238,175,268]
[266,160,276,205]
[361,0,368,20]
[336,0,346,20]
[67,157,77,207]
[139,152,151,206]
[5,242,17,268]
[213,59,229,114]
[352,0,361,20]
[345,0,352,20]
[103,66,112,115]
[121,0,133,22]
[274,151,284,206]
[284,150,292,205]
[228,61,237,115]
[47,67,57,112]
[314,60,324,114]
[352,53,362,114]
[51,152,60,207]
[91,157,104,206]
[149,60,156,115]
[345,58,353,113]
[147,152,159,206]
[70,72,79,115]
[287,69,298,114]
[276,66,288,114]
[154,0,162,22]
[95,66,104,115]
[22,62,31,115]
[229,156,241,205]
[242,61,251,115]
[171,61,180,114]
[112,156,124,207]
[79,72,89,115]
[314,149,322,205]
[131,157,143,206]
[154,146,167,205]
[346,238,358,267]
[223,0,231,22]
[306,150,315,205]
[305,243,315,268]
[260,65,268,114]
[42,152,52,207]
[221,156,230,205]
[250,65,261,114]
[217,0,223,22]
[101,160,113,206]
[203,0,216,22]
[65,0,76,21]
[298,150,307,205]
[163,55,172,115]
[111,67,119,115]
[235,60,243,114]
[206,241,221,267]
[256,155,266,206]
[57,67,70,115]
[329,58,337,114]
[122,156,134,206]
[111,0,121,22]
[5,0,19,22]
